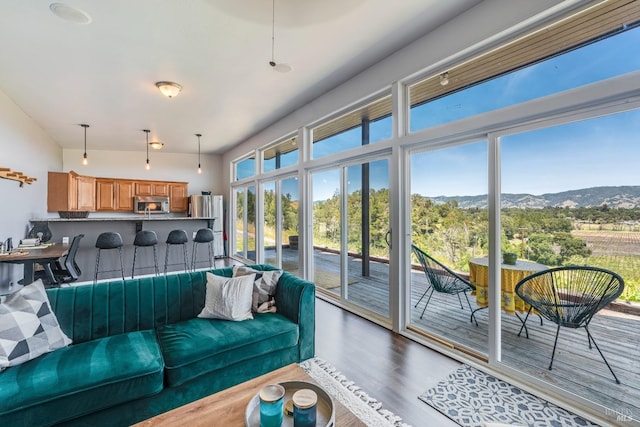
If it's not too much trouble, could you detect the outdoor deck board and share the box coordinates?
[292,249,640,420]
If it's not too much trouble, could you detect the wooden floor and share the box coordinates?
[280,248,640,425]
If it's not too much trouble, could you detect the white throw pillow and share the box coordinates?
[0,279,72,371]
[198,272,256,321]
[232,266,283,312]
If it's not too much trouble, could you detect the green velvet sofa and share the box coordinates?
[0,265,315,426]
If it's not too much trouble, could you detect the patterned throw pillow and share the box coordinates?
[232,266,283,312]
[0,280,72,371]
[197,272,256,321]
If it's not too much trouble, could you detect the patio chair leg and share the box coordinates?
[517,307,533,338]
[463,292,478,326]
[419,288,435,319]
[548,324,561,370]
[414,286,432,308]
[585,326,620,384]
[456,292,464,309]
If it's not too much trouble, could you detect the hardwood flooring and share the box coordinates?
[314,298,461,427]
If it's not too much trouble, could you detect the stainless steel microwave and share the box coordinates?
[134,196,170,214]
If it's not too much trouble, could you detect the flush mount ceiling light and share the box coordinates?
[143,129,151,170]
[268,0,292,73]
[80,123,89,165]
[155,81,182,98]
[49,3,92,25]
[440,72,450,86]
[195,133,202,174]
[149,141,164,150]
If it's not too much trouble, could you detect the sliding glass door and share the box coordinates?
[311,157,391,320]
[263,176,299,272]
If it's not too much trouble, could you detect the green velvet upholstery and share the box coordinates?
[0,265,315,427]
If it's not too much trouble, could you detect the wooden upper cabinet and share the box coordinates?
[96,179,134,211]
[116,180,134,210]
[169,183,188,212]
[135,182,153,196]
[96,179,116,210]
[152,183,169,196]
[47,171,96,212]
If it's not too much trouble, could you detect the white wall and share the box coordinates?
[62,148,224,196]
[0,90,62,286]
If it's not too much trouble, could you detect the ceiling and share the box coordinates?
[0,0,482,155]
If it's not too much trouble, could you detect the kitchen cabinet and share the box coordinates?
[48,171,96,212]
[135,182,153,196]
[135,181,168,196]
[96,179,116,210]
[169,183,188,212]
[116,180,134,210]
[96,179,134,211]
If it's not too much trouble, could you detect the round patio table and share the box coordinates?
[468,257,547,315]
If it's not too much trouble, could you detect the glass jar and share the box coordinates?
[259,384,285,427]
[292,389,317,427]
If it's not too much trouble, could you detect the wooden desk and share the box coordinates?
[134,364,365,427]
[0,243,69,285]
[469,256,547,315]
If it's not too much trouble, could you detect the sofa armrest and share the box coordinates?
[274,271,315,361]
[247,265,315,361]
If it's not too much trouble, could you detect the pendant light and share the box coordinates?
[268,0,291,73]
[143,129,151,170]
[80,124,89,165]
[195,133,202,174]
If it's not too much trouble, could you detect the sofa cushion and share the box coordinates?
[157,313,299,387]
[0,330,164,424]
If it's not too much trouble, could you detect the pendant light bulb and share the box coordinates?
[195,133,202,174]
[80,124,89,166]
[143,129,151,170]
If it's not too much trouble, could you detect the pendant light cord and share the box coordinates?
[270,0,275,65]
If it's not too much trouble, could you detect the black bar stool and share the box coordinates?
[164,229,189,273]
[94,232,124,283]
[191,228,214,271]
[131,230,159,278]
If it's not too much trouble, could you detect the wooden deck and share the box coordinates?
[282,248,640,422]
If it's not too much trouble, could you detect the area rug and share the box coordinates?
[419,364,597,427]
[301,357,411,427]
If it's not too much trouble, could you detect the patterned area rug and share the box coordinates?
[301,357,411,427]
[419,365,597,427]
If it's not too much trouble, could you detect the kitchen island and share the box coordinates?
[30,216,223,283]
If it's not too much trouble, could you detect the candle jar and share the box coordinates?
[259,384,285,427]
[292,389,317,427]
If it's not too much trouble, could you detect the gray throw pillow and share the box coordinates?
[232,266,283,312]
[198,272,255,321]
[0,279,72,371]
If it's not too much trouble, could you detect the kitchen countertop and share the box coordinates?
[31,216,216,222]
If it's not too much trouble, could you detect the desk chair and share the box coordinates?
[35,234,84,287]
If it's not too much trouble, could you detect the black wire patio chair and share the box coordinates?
[515,266,624,383]
[411,245,478,326]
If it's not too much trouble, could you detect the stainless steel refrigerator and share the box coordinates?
[189,194,224,258]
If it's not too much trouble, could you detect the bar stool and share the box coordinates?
[131,230,159,278]
[164,229,189,274]
[94,232,125,283]
[191,228,214,271]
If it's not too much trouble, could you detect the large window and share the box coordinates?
[311,95,392,160]
[408,3,640,133]
[263,136,299,173]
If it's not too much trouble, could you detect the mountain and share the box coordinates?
[429,186,640,209]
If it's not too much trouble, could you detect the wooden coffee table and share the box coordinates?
[134,363,365,426]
